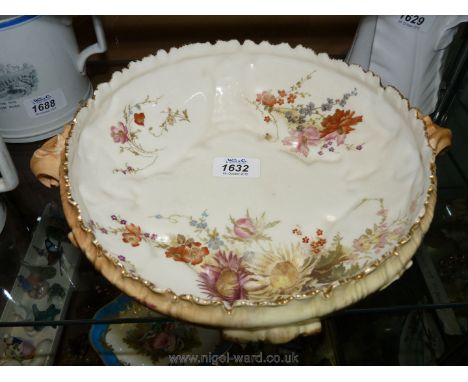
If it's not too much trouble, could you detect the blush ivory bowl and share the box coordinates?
[31,41,452,344]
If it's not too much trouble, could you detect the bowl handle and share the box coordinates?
[30,125,71,188]
[418,112,452,156]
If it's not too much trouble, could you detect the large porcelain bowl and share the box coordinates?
[36,41,449,343]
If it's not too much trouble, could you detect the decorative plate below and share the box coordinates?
[0,203,81,365]
[67,41,434,309]
[89,294,231,365]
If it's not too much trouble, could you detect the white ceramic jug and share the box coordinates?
[0,135,19,232]
[0,16,106,142]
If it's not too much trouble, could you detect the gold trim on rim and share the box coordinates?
[62,41,437,311]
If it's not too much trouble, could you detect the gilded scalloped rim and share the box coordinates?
[63,40,437,311]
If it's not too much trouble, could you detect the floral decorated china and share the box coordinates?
[32,41,451,343]
[0,335,53,366]
[0,203,81,364]
[90,294,230,365]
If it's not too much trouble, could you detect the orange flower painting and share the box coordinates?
[320,109,363,138]
[134,112,145,126]
[253,73,364,157]
[122,224,142,247]
[165,236,209,265]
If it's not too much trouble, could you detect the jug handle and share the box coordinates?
[0,136,19,192]
[76,16,107,74]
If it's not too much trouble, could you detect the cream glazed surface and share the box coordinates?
[67,41,434,307]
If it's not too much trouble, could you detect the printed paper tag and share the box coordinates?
[212,157,260,178]
[24,89,67,119]
[396,15,435,32]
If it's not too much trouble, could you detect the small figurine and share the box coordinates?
[32,237,64,267]
[18,263,57,300]
[32,304,61,331]
[17,274,49,300]
[21,263,56,280]
[0,335,36,363]
[47,283,66,303]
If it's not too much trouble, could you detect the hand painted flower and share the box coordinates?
[282,126,321,157]
[233,217,257,239]
[320,109,363,145]
[246,244,311,300]
[374,227,403,250]
[122,224,142,247]
[376,208,388,218]
[165,241,209,265]
[198,251,252,304]
[287,93,297,104]
[134,112,145,126]
[352,234,373,253]
[151,332,177,352]
[387,227,404,243]
[110,122,129,143]
[256,91,276,107]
